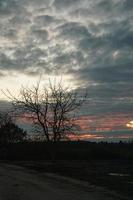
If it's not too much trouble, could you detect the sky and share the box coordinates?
[0,0,133,141]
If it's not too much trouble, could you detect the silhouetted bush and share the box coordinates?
[0,122,27,144]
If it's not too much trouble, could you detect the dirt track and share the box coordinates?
[0,163,129,200]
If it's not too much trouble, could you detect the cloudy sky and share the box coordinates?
[0,0,133,140]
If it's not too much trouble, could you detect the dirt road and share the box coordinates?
[0,163,128,200]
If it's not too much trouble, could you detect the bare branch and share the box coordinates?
[3,79,87,142]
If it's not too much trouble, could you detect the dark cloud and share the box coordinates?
[9,15,31,28]
[123,0,133,10]
[0,0,18,16]
[81,64,133,83]
[0,0,133,117]
[34,15,63,27]
[57,22,91,40]
[0,27,17,39]
[53,0,81,11]
[31,29,48,43]
[18,0,52,8]
[0,53,15,69]
[0,100,12,111]
[0,46,47,73]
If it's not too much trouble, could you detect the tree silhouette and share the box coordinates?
[0,121,27,144]
[4,80,86,141]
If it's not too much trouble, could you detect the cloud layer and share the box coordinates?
[0,0,133,117]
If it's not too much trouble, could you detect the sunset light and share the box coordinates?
[0,1,133,199]
[126,121,133,128]
[0,0,133,142]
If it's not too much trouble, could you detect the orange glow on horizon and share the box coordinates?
[16,112,133,140]
[68,133,104,140]
[74,114,133,132]
[126,121,133,128]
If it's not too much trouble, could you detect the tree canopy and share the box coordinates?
[0,113,27,144]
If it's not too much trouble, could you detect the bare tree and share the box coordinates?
[4,80,86,142]
[48,81,86,141]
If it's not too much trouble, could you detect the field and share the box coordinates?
[1,141,133,199]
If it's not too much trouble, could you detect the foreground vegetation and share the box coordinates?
[0,140,133,160]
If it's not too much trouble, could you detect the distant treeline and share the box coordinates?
[0,141,133,160]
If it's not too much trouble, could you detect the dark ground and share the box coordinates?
[11,159,133,199]
[1,141,133,199]
[1,163,117,200]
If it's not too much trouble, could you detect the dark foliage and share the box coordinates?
[1,141,133,160]
[0,122,27,144]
